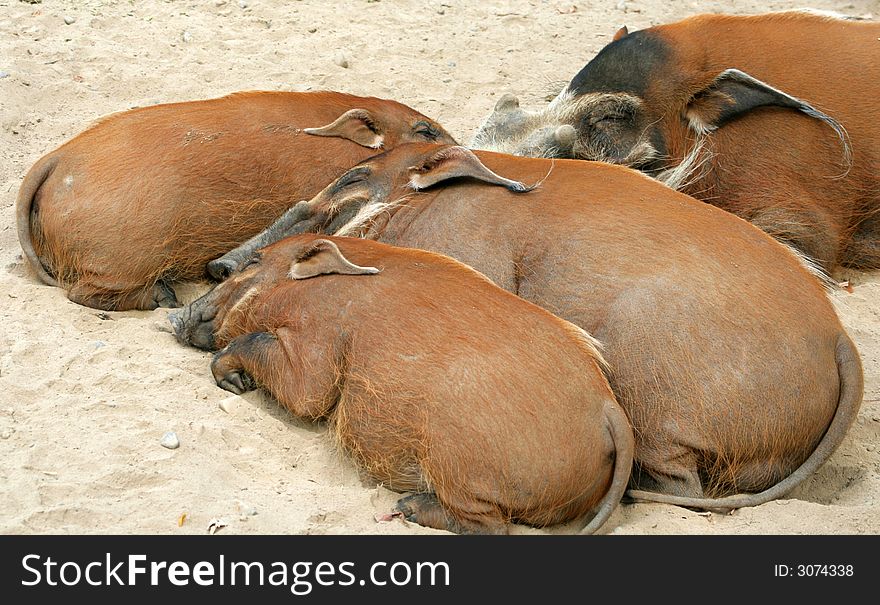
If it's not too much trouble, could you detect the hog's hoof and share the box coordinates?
[212,348,257,393]
[154,280,181,309]
[394,493,431,523]
[207,258,238,281]
[68,279,180,311]
[393,494,420,520]
[215,370,256,395]
[393,493,460,532]
[394,493,507,535]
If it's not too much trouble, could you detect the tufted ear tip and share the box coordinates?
[406,145,532,193]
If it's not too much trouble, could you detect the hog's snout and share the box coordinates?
[169,304,217,351]
[206,200,319,282]
[508,124,576,159]
[207,258,238,281]
[554,124,576,149]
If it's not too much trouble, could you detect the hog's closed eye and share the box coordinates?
[413,121,440,140]
[591,114,627,126]
[242,257,260,269]
[341,175,365,186]
[335,168,371,190]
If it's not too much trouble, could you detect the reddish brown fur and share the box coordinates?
[651,13,880,271]
[174,235,634,534]
[226,142,864,507]
[16,91,455,310]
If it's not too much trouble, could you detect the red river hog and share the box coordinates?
[470,12,880,273]
[170,234,634,535]
[16,91,455,310]
[209,143,863,511]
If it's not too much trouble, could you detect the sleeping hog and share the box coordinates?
[170,235,634,535]
[209,143,863,511]
[16,90,455,310]
[470,11,880,272]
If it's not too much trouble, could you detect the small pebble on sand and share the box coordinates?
[160,431,180,449]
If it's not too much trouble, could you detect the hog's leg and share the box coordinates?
[627,446,704,499]
[211,328,340,418]
[394,493,507,535]
[210,334,262,394]
[67,278,180,311]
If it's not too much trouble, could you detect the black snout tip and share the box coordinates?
[207,258,236,281]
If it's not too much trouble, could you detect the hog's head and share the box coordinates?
[304,97,457,149]
[206,144,531,280]
[171,236,379,350]
[471,24,848,184]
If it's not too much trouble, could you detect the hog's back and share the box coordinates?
[307,256,618,521]
[384,157,846,493]
[33,93,377,282]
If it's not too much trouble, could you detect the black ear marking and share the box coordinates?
[708,69,808,125]
[692,69,851,165]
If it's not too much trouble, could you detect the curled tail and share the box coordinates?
[16,154,59,286]
[627,332,863,512]
[580,400,635,534]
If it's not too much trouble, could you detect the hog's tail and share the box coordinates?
[626,332,863,512]
[580,400,634,535]
[16,153,59,287]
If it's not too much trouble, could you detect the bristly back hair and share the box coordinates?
[334,193,419,238]
[779,242,839,292]
[655,132,715,192]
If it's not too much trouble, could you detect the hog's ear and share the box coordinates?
[407,146,533,192]
[613,25,629,41]
[303,109,384,148]
[684,69,847,139]
[289,239,380,280]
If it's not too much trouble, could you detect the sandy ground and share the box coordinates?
[1,0,878,535]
